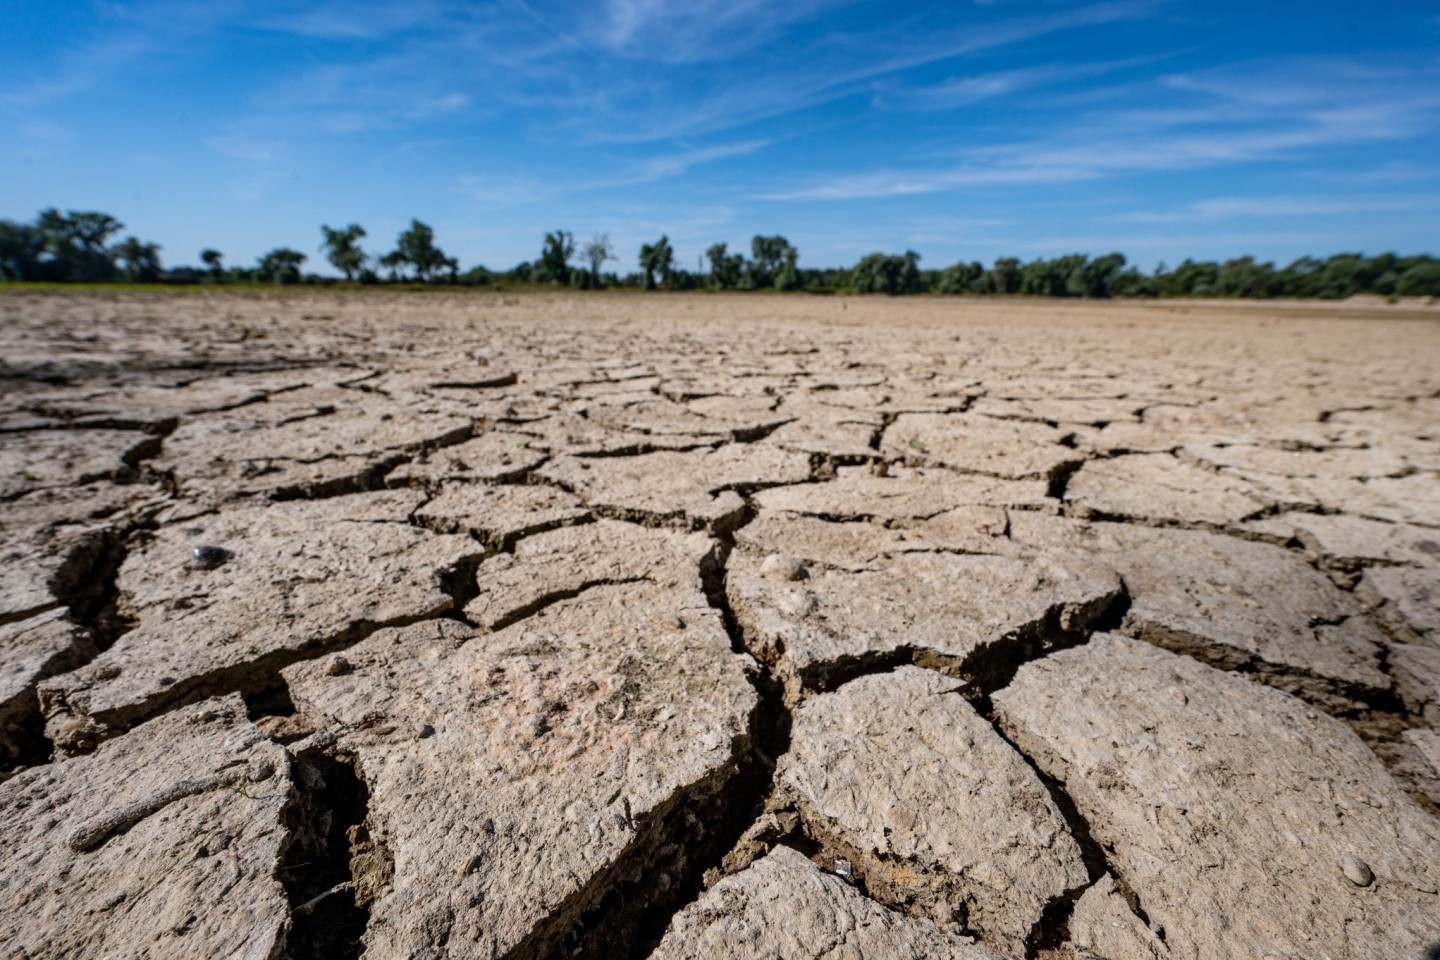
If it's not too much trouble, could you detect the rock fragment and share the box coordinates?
[0,695,291,959]
[994,634,1440,960]
[778,666,1087,953]
[649,846,1004,960]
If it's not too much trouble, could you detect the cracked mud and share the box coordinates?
[2,290,1439,959]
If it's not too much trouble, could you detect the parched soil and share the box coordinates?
[2,289,1439,960]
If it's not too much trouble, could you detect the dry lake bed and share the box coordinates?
[2,289,1439,959]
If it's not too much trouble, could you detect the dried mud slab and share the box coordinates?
[1009,513,1390,709]
[971,395,1144,427]
[727,539,1122,702]
[881,412,1079,480]
[777,666,1087,953]
[1357,564,1440,646]
[40,490,481,750]
[761,399,884,461]
[0,695,291,959]
[584,396,788,440]
[1184,441,1414,481]
[0,523,113,626]
[0,428,159,500]
[153,394,473,500]
[539,443,812,530]
[0,483,151,627]
[464,519,712,630]
[649,846,1004,960]
[504,413,720,457]
[753,465,1051,519]
[19,369,314,429]
[284,584,758,959]
[1390,643,1440,726]
[994,634,1440,960]
[1064,454,1272,527]
[414,481,589,550]
[1245,511,1440,574]
[384,429,547,488]
[0,610,96,763]
[1064,874,1170,960]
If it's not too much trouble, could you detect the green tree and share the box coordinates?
[639,235,675,289]
[582,235,614,287]
[112,236,163,282]
[1213,256,1279,298]
[0,220,45,280]
[36,209,124,280]
[200,248,224,278]
[1396,262,1440,296]
[774,245,800,291]
[384,220,454,282]
[935,261,986,294]
[257,248,307,284]
[705,242,744,289]
[850,251,922,295]
[320,224,368,280]
[749,235,797,287]
[540,230,576,285]
[990,257,1022,294]
[1077,252,1127,298]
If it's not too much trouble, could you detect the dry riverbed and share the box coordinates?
[2,289,1439,959]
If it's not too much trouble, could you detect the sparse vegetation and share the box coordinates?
[2,208,1439,299]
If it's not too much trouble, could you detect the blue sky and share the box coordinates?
[3,1,1438,273]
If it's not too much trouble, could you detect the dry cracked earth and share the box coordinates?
[2,289,1440,960]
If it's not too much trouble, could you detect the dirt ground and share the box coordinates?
[2,289,1439,960]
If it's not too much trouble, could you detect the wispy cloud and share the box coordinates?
[457,139,770,204]
[759,57,1440,200]
[1108,194,1440,223]
[877,56,1158,111]
[254,1,448,40]
[580,0,850,63]
[583,0,1157,141]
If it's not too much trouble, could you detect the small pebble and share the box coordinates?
[322,654,351,676]
[761,553,806,582]
[191,545,230,570]
[1339,853,1373,887]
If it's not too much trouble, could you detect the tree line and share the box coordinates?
[3,208,1438,299]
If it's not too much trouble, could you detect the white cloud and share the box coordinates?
[758,58,1440,201]
[1108,194,1440,223]
[458,139,770,204]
